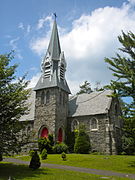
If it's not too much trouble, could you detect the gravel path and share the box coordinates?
[3,157,135,179]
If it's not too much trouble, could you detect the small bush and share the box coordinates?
[38,137,53,154]
[41,149,47,160]
[61,152,66,161]
[29,150,41,170]
[53,143,68,154]
[29,150,35,157]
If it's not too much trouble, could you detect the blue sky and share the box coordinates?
[1,0,135,94]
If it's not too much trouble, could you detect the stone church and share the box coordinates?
[20,19,123,155]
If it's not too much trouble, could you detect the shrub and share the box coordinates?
[48,134,54,146]
[61,152,66,161]
[53,143,68,154]
[41,148,47,160]
[29,150,35,157]
[74,125,91,154]
[29,150,41,170]
[38,137,53,154]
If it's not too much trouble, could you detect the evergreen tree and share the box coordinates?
[29,150,41,170]
[0,52,30,158]
[74,125,91,154]
[77,81,92,95]
[105,31,135,154]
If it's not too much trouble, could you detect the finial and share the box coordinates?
[53,13,57,20]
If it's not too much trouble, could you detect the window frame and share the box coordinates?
[90,118,98,131]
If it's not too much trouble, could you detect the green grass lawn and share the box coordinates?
[16,154,135,174]
[0,162,130,180]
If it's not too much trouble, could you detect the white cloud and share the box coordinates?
[37,15,53,30]
[27,25,31,33]
[18,22,24,30]
[30,1,135,94]
[9,37,23,59]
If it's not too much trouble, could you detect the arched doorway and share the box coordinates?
[41,127,48,138]
[58,128,63,143]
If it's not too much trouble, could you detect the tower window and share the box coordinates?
[44,62,51,78]
[41,91,45,104]
[60,64,64,80]
[59,92,62,105]
[90,118,98,131]
[46,91,50,104]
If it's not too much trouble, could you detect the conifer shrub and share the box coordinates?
[29,149,35,157]
[61,152,66,161]
[29,150,41,170]
[53,142,68,154]
[41,148,47,160]
[48,134,54,146]
[74,125,91,154]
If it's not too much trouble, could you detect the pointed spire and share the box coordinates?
[47,18,61,60]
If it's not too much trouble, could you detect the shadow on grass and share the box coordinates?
[0,162,52,180]
[128,161,135,168]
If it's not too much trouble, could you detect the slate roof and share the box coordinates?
[20,90,113,121]
[68,90,113,117]
[19,89,35,121]
[33,75,71,94]
[47,19,61,61]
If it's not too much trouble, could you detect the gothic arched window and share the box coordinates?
[41,91,45,104]
[90,118,98,131]
[59,92,62,105]
[71,119,79,132]
[46,90,50,104]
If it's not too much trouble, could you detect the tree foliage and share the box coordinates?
[77,81,92,95]
[105,31,135,154]
[0,52,30,157]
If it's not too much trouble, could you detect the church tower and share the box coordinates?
[33,18,71,142]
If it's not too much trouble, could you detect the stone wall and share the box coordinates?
[34,87,68,142]
[68,114,109,154]
[67,97,123,155]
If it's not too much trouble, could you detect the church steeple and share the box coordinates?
[47,19,61,61]
[34,18,71,94]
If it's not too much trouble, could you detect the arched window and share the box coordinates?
[41,127,48,138]
[71,119,79,132]
[46,90,50,104]
[90,118,98,131]
[41,91,45,104]
[63,93,65,106]
[59,92,62,105]
[58,128,63,143]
